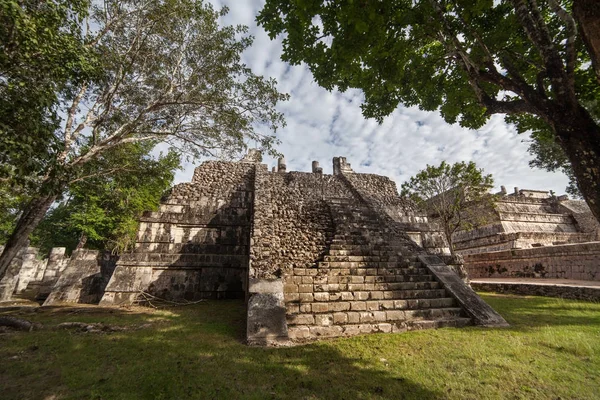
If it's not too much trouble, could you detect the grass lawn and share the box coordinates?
[1,293,599,400]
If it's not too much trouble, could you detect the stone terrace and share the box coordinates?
[99,152,506,344]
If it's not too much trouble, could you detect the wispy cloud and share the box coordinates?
[176,0,569,194]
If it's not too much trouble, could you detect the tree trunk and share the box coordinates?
[554,106,600,221]
[75,232,88,250]
[573,0,600,84]
[443,223,455,256]
[0,195,56,281]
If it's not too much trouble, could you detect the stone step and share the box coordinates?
[294,279,440,294]
[318,260,421,268]
[287,297,456,314]
[328,249,413,256]
[329,244,414,251]
[286,288,448,303]
[293,281,442,294]
[288,317,472,340]
[311,273,435,285]
[288,307,464,326]
[323,255,422,262]
[309,266,428,276]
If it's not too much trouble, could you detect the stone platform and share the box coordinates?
[97,153,507,344]
[471,278,600,301]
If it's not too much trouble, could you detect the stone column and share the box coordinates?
[277,157,286,173]
[312,161,323,174]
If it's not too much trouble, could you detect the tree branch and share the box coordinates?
[548,0,577,85]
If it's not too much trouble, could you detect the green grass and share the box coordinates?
[1,294,599,399]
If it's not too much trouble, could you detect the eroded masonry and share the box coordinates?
[455,187,600,281]
[97,151,506,344]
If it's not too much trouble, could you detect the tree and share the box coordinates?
[0,0,100,189]
[400,161,494,255]
[0,0,288,279]
[31,142,180,255]
[527,132,582,198]
[257,0,600,222]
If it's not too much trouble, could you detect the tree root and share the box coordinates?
[0,316,42,331]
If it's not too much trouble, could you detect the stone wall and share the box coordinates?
[464,242,600,281]
[0,246,47,301]
[471,281,600,302]
[0,247,110,304]
[44,249,105,305]
[101,161,255,305]
[250,171,342,280]
[557,200,600,236]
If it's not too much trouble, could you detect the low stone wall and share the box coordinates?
[464,242,600,281]
[472,282,600,301]
[44,249,104,305]
[0,247,113,304]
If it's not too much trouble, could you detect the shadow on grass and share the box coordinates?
[1,301,443,400]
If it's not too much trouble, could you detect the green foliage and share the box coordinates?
[31,143,180,254]
[401,161,494,253]
[257,0,600,206]
[0,0,100,190]
[0,184,31,244]
[0,0,289,273]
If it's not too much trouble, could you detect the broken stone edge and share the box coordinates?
[246,278,292,346]
[418,255,510,328]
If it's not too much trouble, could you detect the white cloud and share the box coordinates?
[179,0,570,195]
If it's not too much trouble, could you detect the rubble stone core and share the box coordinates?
[100,153,507,344]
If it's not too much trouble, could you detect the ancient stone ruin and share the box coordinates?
[0,245,117,305]
[454,187,600,281]
[96,152,506,344]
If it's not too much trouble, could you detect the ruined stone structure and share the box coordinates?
[100,153,506,344]
[454,188,600,281]
[0,246,116,305]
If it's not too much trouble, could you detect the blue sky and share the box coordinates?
[173,0,570,195]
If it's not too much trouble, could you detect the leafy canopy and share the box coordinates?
[0,0,100,190]
[257,0,600,197]
[31,142,180,254]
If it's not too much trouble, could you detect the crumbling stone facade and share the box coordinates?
[453,188,600,281]
[100,153,506,344]
[0,246,114,304]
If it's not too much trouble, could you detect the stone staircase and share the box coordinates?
[286,197,471,340]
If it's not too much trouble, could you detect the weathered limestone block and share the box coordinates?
[418,255,507,327]
[44,249,102,305]
[34,248,69,301]
[247,278,289,346]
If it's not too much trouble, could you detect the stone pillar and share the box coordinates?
[277,157,286,173]
[246,278,289,346]
[332,157,354,175]
[514,187,519,195]
[271,166,277,173]
[312,161,323,174]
